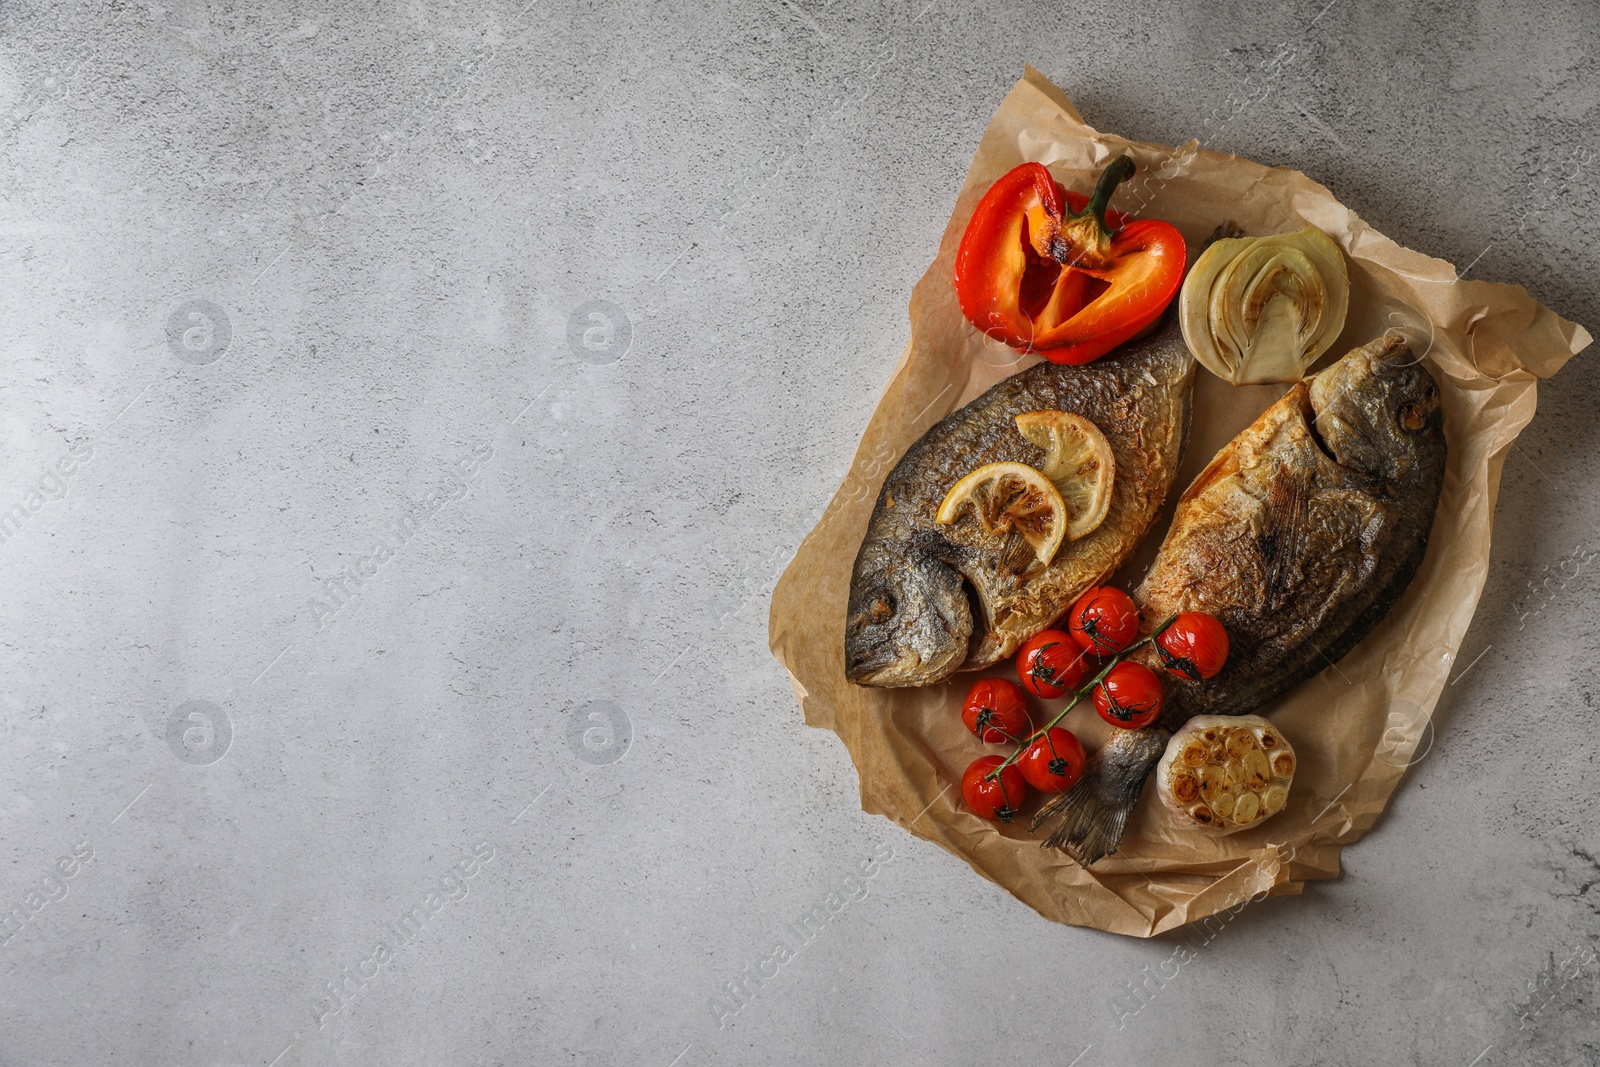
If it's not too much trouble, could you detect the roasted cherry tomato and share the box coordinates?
[1093,661,1165,729]
[1067,586,1141,654]
[1155,612,1230,681]
[953,157,1186,363]
[1016,629,1087,699]
[961,678,1033,744]
[1017,728,1086,793]
[961,755,1028,823]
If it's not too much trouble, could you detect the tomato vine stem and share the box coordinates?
[985,614,1178,782]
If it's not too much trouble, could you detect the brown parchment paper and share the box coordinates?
[767,67,1593,937]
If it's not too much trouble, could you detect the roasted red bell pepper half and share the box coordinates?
[953,156,1186,364]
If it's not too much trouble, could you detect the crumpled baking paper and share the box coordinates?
[768,66,1591,936]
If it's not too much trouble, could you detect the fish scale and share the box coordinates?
[844,316,1195,688]
[1038,333,1448,865]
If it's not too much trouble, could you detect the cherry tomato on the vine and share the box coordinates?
[1093,661,1165,729]
[1155,612,1230,681]
[1017,728,1086,793]
[1067,586,1141,654]
[1016,629,1088,698]
[961,678,1033,744]
[961,755,1028,823]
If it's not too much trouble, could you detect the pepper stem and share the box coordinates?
[1051,154,1136,270]
[1083,155,1135,226]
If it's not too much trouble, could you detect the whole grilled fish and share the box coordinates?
[1038,333,1447,863]
[844,318,1194,687]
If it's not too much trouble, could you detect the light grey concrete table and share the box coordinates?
[2,2,1597,1064]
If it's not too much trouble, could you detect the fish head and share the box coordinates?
[844,552,971,687]
[1308,333,1443,483]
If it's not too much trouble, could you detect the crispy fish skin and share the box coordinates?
[1039,333,1447,864]
[844,318,1194,688]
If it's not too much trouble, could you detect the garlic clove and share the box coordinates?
[1155,715,1297,836]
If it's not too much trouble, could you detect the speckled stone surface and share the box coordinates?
[1,1,1597,1064]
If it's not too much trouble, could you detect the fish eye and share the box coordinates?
[1397,399,1431,432]
[868,594,896,623]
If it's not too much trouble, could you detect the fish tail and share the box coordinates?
[1033,728,1169,866]
[1037,781,1135,865]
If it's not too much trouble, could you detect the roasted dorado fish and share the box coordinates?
[844,318,1194,688]
[1038,333,1447,863]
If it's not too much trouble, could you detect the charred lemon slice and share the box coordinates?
[936,461,1067,573]
[1155,715,1296,835]
[1014,411,1114,540]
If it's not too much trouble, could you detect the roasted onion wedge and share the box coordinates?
[1180,225,1349,385]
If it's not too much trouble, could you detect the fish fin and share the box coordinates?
[1036,782,1136,866]
[998,531,1037,576]
[1262,467,1309,606]
[1033,729,1167,866]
